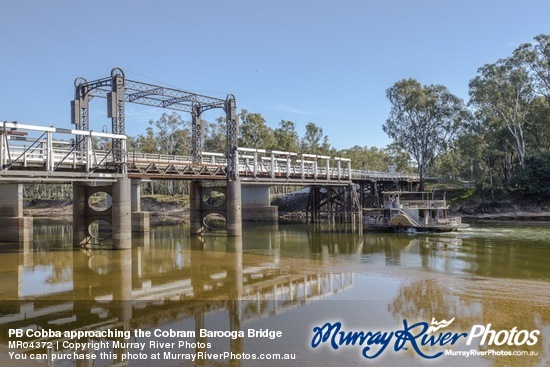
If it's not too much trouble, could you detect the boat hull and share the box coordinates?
[364,223,469,233]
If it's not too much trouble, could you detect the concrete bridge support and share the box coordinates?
[72,178,132,249]
[0,183,33,243]
[131,179,150,233]
[190,180,242,237]
[241,185,278,223]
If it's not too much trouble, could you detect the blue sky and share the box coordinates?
[1,0,549,150]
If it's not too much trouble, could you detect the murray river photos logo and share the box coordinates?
[310,317,540,359]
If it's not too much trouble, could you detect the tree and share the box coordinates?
[300,122,330,155]
[514,34,550,105]
[274,120,299,152]
[383,79,468,190]
[238,109,276,149]
[203,116,227,153]
[134,126,158,153]
[513,151,550,196]
[469,57,533,167]
[149,112,190,155]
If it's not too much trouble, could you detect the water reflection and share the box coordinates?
[389,277,550,366]
[0,221,549,366]
[0,223,356,366]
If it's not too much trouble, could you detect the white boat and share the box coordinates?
[363,191,469,232]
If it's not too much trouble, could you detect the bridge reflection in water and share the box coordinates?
[0,222,354,366]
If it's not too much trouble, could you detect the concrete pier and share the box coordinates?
[189,180,243,236]
[189,180,203,235]
[131,179,150,233]
[0,183,33,243]
[111,178,132,249]
[227,180,242,236]
[241,185,278,223]
[72,179,132,249]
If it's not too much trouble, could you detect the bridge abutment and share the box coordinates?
[0,183,33,243]
[131,179,150,233]
[241,185,278,223]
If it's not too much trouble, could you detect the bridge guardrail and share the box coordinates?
[2,121,420,182]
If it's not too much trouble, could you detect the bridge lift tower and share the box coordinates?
[71,68,242,248]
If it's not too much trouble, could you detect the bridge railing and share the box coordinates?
[350,169,419,181]
[1,121,127,173]
[237,148,352,182]
[2,122,420,182]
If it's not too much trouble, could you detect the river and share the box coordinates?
[1,220,549,366]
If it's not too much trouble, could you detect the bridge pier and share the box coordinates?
[131,179,150,233]
[72,178,132,249]
[241,185,278,223]
[190,180,242,236]
[0,183,33,243]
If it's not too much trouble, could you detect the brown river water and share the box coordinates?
[0,220,549,366]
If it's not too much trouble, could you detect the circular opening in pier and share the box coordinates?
[88,220,113,241]
[202,190,226,207]
[203,213,227,231]
[88,192,112,212]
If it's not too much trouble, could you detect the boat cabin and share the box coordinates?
[364,191,464,231]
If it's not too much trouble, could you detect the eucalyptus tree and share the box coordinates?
[274,120,300,152]
[149,112,190,155]
[383,79,468,190]
[238,109,276,149]
[203,116,227,153]
[514,34,550,105]
[300,122,331,155]
[141,112,190,195]
[469,57,533,168]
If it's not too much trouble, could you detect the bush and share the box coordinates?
[513,152,550,196]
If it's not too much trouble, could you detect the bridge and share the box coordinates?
[0,68,419,247]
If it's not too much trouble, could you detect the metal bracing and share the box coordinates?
[108,68,125,165]
[72,68,237,175]
[191,104,203,164]
[225,95,239,180]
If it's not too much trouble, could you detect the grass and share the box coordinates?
[142,194,189,204]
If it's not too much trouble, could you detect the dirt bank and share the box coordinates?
[22,190,550,223]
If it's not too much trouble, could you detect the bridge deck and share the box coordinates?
[1,122,419,184]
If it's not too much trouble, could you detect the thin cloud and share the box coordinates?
[277,106,317,115]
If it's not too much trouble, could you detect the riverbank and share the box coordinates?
[23,196,189,226]
[22,190,550,222]
[447,189,550,221]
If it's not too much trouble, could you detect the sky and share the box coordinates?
[1,0,549,150]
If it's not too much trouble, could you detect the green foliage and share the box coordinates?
[383,78,469,189]
[300,122,331,155]
[203,116,227,153]
[336,145,412,172]
[512,151,550,196]
[274,120,299,152]
[238,109,276,149]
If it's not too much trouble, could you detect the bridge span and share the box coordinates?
[1,67,419,246]
[1,120,419,246]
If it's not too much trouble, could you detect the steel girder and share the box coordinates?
[72,68,239,179]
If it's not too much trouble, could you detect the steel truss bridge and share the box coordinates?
[0,121,418,185]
